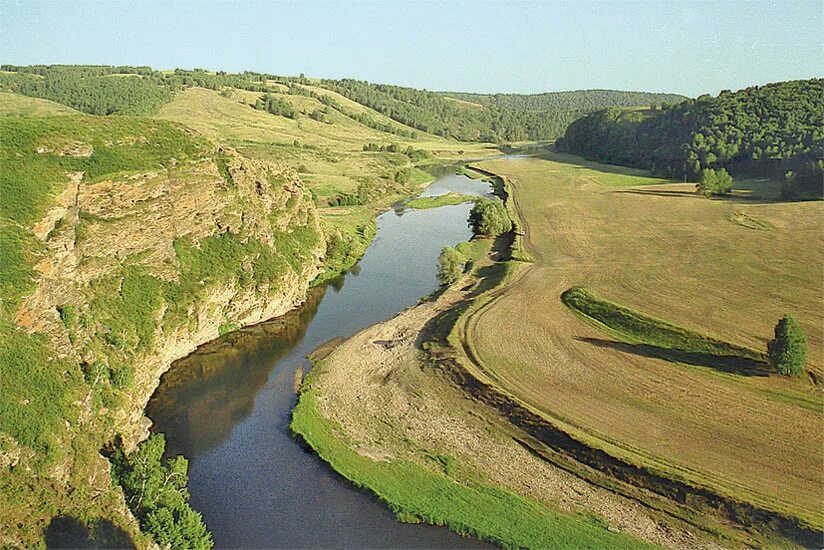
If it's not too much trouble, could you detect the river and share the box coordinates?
[146,170,495,548]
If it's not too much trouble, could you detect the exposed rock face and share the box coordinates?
[9,146,325,542]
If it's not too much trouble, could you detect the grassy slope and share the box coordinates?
[460,153,823,528]
[0,92,79,116]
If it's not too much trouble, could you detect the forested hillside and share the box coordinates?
[319,79,686,142]
[443,89,687,112]
[0,65,687,143]
[556,79,824,196]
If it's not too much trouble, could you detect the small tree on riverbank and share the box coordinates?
[437,246,464,286]
[468,197,511,236]
[696,168,733,197]
[767,314,807,376]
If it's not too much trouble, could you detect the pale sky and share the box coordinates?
[1,0,822,96]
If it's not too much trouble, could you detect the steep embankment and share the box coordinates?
[0,113,324,546]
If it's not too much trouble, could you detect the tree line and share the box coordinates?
[0,65,698,144]
[557,79,824,196]
[318,78,591,142]
[443,89,687,112]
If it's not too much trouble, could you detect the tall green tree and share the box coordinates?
[767,315,808,376]
[468,197,511,237]
[111,434,213,549]
[437,246,464,286]
[696,168,733,196]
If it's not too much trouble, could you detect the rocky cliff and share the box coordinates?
[0,115,325,545]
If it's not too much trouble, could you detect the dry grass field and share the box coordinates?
[462,153,823,528]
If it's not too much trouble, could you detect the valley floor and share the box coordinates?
[293,153,823,549]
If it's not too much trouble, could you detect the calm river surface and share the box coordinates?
[147,171,494,548]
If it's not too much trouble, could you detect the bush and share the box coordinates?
[468,197,511,236]
[767,315,807,376]
[111,434,213,549]
[696,168,733,196]
[436,246,464,286]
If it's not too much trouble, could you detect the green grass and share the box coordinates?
[0,92,79,116]
[314,208,377,284]
[0,317,83,460]
[406,192,474,210]
[88,265,167,354]
[561,287,764,361]
[406,166,437,187]
[455,238,491,263]
[0,115,210,226]
[292,370,655,549]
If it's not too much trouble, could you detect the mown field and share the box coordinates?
[464,153,823,528]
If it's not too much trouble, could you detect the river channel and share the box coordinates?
[147,170,495,548]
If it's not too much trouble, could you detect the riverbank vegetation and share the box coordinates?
[406,192,473,210]
[291,367,655,550]
[468,196,511,236]
[111,435,212,549]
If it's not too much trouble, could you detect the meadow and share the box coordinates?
[458,153,823,528]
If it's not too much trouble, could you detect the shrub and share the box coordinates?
[436,246,464,286]
[111,434,213,549]
[468,197,511,236]
[696,168,733,196]
[767,315,807,376]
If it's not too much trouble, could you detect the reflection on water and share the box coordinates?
[419,172,496,198]
[147,173,493,549]
[147,287,326,458]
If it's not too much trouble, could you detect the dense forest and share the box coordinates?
[443,89,687,112]
[319,79,684,142]
[0,65,686,143]
[557,79,824,196]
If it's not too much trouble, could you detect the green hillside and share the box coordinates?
[557,79,824,196]
[1,65,689,143]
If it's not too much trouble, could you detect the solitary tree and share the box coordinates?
[436,246,464,286]
[767,315,807,376]
[696,168,733,197]
[468,197,511,236]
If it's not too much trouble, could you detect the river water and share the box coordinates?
[147,171,494,548]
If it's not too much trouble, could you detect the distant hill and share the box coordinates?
[0,65,688,143]
[441,89,689,112]
[317,79,687,142]
[557,79,824,196]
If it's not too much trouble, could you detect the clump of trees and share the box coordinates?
[309,108,331,123]
[468,197,511,237]
[254,93,297,118]
[696,167,733,196]
[437,246,464,286]
[767,315,807,376]
[111,434,213,549]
